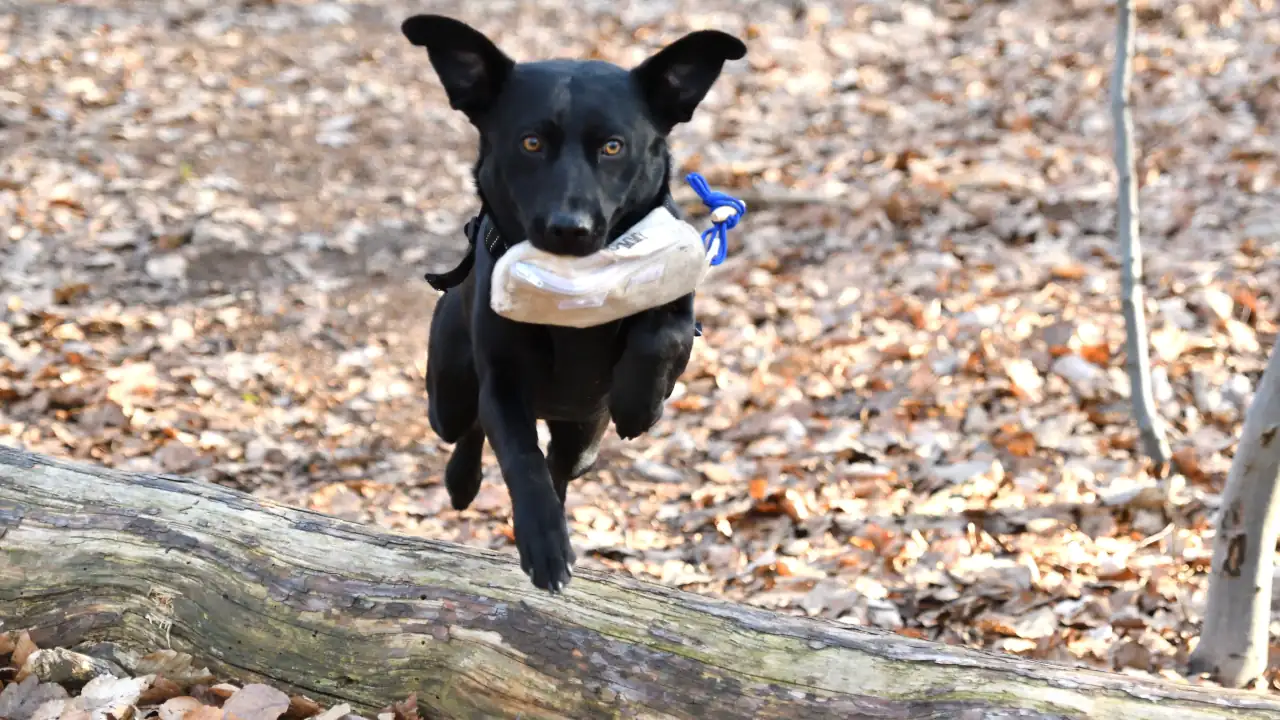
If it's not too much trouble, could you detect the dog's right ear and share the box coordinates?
[401,15,514,121]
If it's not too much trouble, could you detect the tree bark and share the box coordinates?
[3,448,1279,720]
[1188,340,1280,688]
[1111,0,1172,470]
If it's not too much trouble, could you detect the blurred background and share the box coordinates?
[2,0,1279,690]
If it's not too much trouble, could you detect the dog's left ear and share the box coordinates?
[402,14,515,122]
[631,30,747,133]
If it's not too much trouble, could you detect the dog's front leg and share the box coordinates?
[477,374,575,592]
[609,293,696,440]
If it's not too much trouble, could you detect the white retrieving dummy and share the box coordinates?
[489,204,729,329]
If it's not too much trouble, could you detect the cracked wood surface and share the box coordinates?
[2,446,1279,720]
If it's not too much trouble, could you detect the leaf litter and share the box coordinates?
[0,633,416,720]
[1,0,1280,698]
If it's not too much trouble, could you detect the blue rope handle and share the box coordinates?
[685,172,746,266]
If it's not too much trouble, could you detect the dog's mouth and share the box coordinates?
[524,208,612,258]
[527,231,609,258]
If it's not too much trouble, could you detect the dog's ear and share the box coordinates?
[402,15,514,120]
[631,30,746,132]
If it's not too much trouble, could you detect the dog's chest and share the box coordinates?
[532,327,620,419]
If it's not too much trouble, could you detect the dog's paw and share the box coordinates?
[512,496,576,592]
[444,454,483,511]
[444,429,485,510]
[609,393,662,440]
[610,332,688,440]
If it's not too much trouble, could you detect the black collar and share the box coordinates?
[424,194,682,293]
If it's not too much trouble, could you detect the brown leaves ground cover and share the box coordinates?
[0,631,418,720]
[2,0,1280,695]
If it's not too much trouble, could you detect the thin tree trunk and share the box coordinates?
[1112,0,1172,470]
[1188,340,1280,688]
[3,448,1280,719]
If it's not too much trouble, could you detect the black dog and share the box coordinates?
[402,14,746,592]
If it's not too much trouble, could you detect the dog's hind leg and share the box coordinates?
[545,414,610,506]
[427,289,487,510]
[426,289,479,443]
[444,425,486,510]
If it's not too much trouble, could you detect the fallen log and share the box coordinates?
[2,447,1278,720]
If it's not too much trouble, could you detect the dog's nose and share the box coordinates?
[544,211,594,244]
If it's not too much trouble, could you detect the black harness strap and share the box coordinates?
[424,215,508,292]
[422,243,473,292]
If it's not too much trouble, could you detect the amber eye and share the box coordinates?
[521,134,542,153]
[601,138,624,156]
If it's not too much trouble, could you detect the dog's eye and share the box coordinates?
[521,134,542,153]
[600,138,624,157]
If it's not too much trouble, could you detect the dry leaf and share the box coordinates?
[1232,286,1261,318]
[1110,638,1153,671]
[53,283,92,305]
[11,632,38,670]
[668,395,706,412]
[15,648,124,685]
[79,674,152,720]
[747,478,769,500]
[1078,342,1111,366]
[1004,359,1044,402]
[697,463,738,484]
[0,676,69,720]
[310,704,352,720]
[27,698,66,720]
[139,676,185,705]
[222,684,290,720]
[882,342,926,361]
[158,696,208,720]
[994,638,1040,654]
[134,651,216,689]
[976,614,1018,637]
[1171,447,1206,484]
[882,192,921,226]
[1149,325,1187,364]
[1000,429,1038,458]
[1012,607,1058,640]
[1224,318,1261,354]
[187,705,229,720]
[283,696,322,720]
[1049,264,1086,281]
[779,488,810,522]
[60,704,92,720]
[1097,560,1139,583]
[208,684,240,700]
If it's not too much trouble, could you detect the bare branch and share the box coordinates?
[1112,0,1173,470]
